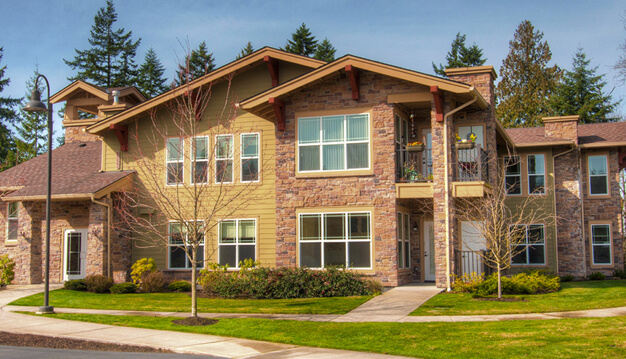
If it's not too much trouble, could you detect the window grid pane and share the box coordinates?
[241,134,259,182]
[527,154,545,194]
[588,156,608,195]
[511,224,545,265]
[218,219,256,268]
[166,138,184,185]
[591,224,612,265]
[169,221,204,269]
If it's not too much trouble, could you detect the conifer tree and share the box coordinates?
[284,23,318,57]
[313,38,336,62]
[236,42,254,60]
[433,33,486,76]
[615,12,626,85]
[496,20,561,128]
[137,48,168,98]
[64,0,141,88]
[176,41,215,84]
[0,47,18,168]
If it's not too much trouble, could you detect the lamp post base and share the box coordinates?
[36,306,54,314]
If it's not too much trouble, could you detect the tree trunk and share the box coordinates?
[191,246,197,317]
[497,265,502,299]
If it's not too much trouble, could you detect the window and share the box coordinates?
[397,212,410,269]
[6,202,18,242]
[215,135,233,183]
[298,114,369,172]
[504,156,521,195]
[591,224,612,265]
[166,138,183,185]
[218,219,256,268]
[191,137,209,184]
[511,224,545,265]
[527,154,545,194]
[588,155,608,195]
[299,212,371,269]
[168,222,204,269]
[241,133,259,182]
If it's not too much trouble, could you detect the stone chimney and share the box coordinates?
[445,66,497,107]
[542,115,579,145]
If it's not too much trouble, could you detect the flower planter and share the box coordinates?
[406,144,425,152]
[456,142,475,150]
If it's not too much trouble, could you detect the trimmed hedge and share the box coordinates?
[110,282,138,294]
[63,279,87,291]
[452,271,560,295]
[168,280,192,292]
[199,265,381,299]
[84,275,114,293]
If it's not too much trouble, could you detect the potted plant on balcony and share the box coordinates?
[403,163,419,181]
[406,141,425,152]
[456,133,476,150]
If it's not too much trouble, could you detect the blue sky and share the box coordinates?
[1,0,625,136]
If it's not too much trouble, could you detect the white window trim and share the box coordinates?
[166,138,184,186]
[591,223,612,266]
[588,155,609,196]
[218,218,257,269]
[511,224,546,266]
[167,220,205,270]
[6,202,18,242]
[240,133,260,183]
[190,136,210,185]
[297,113,371,173]
[215,134,234,184]
[527,154,546,195]
[504,155,522,196]
[297,211,372,270]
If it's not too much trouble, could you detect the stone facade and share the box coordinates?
[64,125,101,144]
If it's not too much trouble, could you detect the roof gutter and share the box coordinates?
[443,87,479,292]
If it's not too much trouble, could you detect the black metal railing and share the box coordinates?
[456,144,489,182]
[396,148,433,183]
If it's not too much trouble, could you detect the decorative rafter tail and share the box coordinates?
[430,86,444,122]
[269,97,285,131]
[264,56,279,87]
[345,65,360,100]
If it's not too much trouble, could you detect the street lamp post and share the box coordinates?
[24,74,54,314]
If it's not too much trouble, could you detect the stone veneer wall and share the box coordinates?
[274,71,427,286]
[65,126,101,143]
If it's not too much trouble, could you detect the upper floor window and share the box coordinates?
[241,133,259,182]
[215,135,234,183]
[591,224,612,265]
[6,202,18,242]
[298,114,369,172]
[588,155,608,196]
[511,224,545,265]
[218,219,256,268]
[191,137,209,184]
[168,221,204,270]
[504,156,521,195]
[527,154,545,195]
[166,138,184,185]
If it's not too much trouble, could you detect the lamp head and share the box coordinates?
[24,89,48,113]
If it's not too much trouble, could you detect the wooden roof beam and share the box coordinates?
[345,65,360,100]
[430,86,444,122]
[269,97,285,131]
[264,56,279,87]
[110,124,128,152]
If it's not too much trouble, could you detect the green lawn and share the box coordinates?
[412,279,626,316]
[34,313,626,358]
[10,290,371,315]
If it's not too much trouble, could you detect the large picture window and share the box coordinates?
[504,156,521,195]
[215,135,234,183]
[588,155,608,195]
[241,133,259,182]
[191,137,209,184]
[299,212,371,269]
[6,202,18,242]
[511,224,545,265]
[591,224,612,265]
[298,114,369,172]
[166,138,183,185]
[527,154,545,194]
[168,222,204,270]
[218,219,256,268]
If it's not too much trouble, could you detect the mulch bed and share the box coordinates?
[473,297,528,302]
[0,331,172,353]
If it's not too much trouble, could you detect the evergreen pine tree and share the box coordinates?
[615,12,626,85]
[0,47,18,168]
[549,48,620,123]
[284,23,318,57]
[12,68,49,164]
[236,42,254,60]
[137,48,168,98]
[313,38,336,62]
[433,33,486,76]
[496,20,561,128]
[64,0,141,88]
[176,41,215,85]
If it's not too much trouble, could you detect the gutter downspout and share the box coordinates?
[552,146,575,276]
[443,87,478,292]
[91,194,112,279]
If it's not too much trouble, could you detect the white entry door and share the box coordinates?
[423,221,436,281]
[63,229,87,281]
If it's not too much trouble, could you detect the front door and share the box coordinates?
[63,229,87,281]
[423,221,436,281]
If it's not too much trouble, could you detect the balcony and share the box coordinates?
[453,143,490,197]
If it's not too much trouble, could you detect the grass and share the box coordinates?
[412,279,626,316]
[10,290,371,315]
[33,313,626,358]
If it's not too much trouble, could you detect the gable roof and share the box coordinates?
[505,121,626,148]
[86,47,326,134]
[240,54,489,117]
[0,142,133,201]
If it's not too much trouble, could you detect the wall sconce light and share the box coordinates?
[412,223,418,232]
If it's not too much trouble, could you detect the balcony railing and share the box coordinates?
[456,143,488,182]
[396,148,433,183]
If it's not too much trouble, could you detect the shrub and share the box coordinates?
[141,271,165,293]
[84,275,114,293]
[131,258,158,284]
[0,255,15,287]
[560,274,574,282]
[110,282,138,294]
[451,272,484,293]
[474,272,560,296]
[63,279,87,291]
[589,272,605,280]
[168,280,192,292]
[612,269,626,279]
